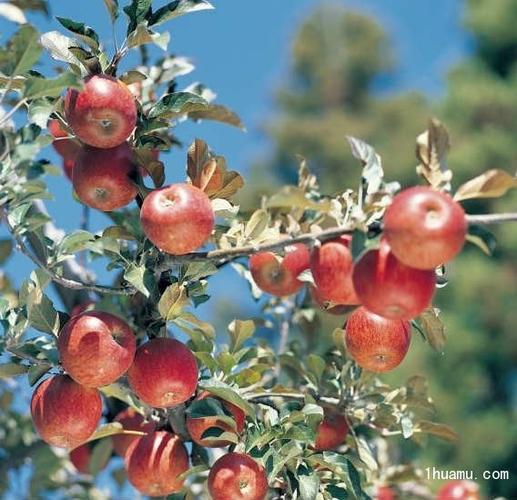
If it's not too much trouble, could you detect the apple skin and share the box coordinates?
[437,480,480,500]
[314,408,349,451]
[31,374,102,449]
[352,244,435,320]
[249,243,310,296]
[69,442,109,474]
[310,286,352,315]
[310,235,359,305]
[375,485,395,500]
[64,75,137,149]
[345,307,411,372]
[208,452,268,500]
[48,119,82,162]
[140,183,215,255]
[73,143,138,211]
[383,186,467,270]
[112,407,155,457]
[186,391,246,448]
[127,338,198,408]
[125,430,188,497]
[57,311,136,388]
[62,158,75,181]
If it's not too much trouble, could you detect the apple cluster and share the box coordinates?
[49,75,215,256]
[250,186,467,374]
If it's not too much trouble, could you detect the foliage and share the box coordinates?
[0,1,515,499]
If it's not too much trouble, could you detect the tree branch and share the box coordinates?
[466,212,517,224]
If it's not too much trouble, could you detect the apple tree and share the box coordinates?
[1,1,516,499]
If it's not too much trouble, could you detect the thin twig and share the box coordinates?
[466,213,517,224]
[245,391,340,406]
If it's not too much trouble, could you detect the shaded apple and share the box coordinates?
[140,183,214,255]
[48,118,82,162]
[384,186,467,270]
[249,243,310,296]
[112,407,155,457]
[31,374,102,449]
[127,338,198,408]
[345,307,411,372]
[57,311,136,388]
[310,235,359,305]
[352,243,435,320]
[186,391,246,448]
[69,442,109,474]
[437,480,480,500]
[375,485,395,500]
[62,158,75,181]
[64,75,137,149]
[208,452,268,500]
[310,286,352,315]
[73,143,138,211]
[314,407,349,451]
[125,430,188,497]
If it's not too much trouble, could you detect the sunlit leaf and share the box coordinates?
[454,168,517,202]
[149,0,214,27]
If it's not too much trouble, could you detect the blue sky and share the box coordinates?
[1,0,471,495]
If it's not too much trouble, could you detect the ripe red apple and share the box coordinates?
[64,75,137,149]
[57,311,136,388]
[437,480,480,500]
[345,307,411,372]
[140,183,215,255]
[127,338,198,408]
[186,391,246,447]
[249,243,310,296]
[352,243,435,320]
[314,408,349,451]
[125,430,188,497]
[310,286,351,315]
[73,143,138,211]
[112,407,155,457]
[48,118,82,161]
[384,186,467,270]
[310,235,359,305]
[69,442,109,474]
[31,374,102,449]
[375,485,395,500]
[208,452,268,500]
[62,158,75,180]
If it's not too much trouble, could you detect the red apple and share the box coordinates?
[384,186,467,270]
[48,118,82,161]
[208,452,268,500]
[31,374,102,449]
[125,430,188,497]
[310,235,359,305]
[62,158,75,180]
[437,480,480,500]
[249,243,310,296]
[73,143,138,211]
[127,338,198,408]
[345,307,411,372]
[352,243,435,320]
[375,485,395,500]
[186,391,246,448]
[57,311,136,388]
[64,75,137,149]
[69,442,109,474]
[112,407,155,457]
[310,286,351,315]
[140,183,214,255]
[314,408,349,451]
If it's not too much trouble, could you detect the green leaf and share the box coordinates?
[126,23,170,51]
[0,24,42,76]
[0,239,13,264]
[149,0,214,27]
[0,362,29,378]
[88,439,113,475]
[40,31,81,66]
[28,98,55,128]
[148,91,208,119]
[24,72,82,100]
[86,422,146,443]
[189,103,245,130]
[306,354,325,384]
[299,472,320,500]
[228,319,255,352]
[60,230,95,254]
[158,284,189,321]
[100,383,149,414]
[28,363,52,386]
[25,283,60,336]
[123,0,152,35]
[119,70,147,85]
[56,17,100,50]
[124,264,151,297]
[200,382,255,417]
[466,224,497,256]
[103,0,119,23]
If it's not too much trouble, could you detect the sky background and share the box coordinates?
[1,1,472,496]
